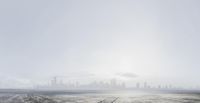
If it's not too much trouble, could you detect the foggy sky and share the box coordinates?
[1,0,200,88]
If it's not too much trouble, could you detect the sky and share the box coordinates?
[0,0,200,88]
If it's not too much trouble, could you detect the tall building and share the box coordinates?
[136,82,140,89]
[110,79,117,87]
[144,82,147,88]
[51,77,57,86]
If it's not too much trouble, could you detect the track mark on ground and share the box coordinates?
[97,97,119,103]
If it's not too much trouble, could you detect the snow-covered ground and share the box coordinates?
[0,91,200,103]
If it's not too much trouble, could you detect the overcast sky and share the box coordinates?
[1,0,200,88]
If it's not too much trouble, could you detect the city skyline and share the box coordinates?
[33,76,200,91]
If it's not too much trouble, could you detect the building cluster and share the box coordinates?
[36,77,126,90]
[84,79,126,89]
[134,82,176,90]
[35,77,197,91]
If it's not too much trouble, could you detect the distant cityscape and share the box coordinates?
[36,77,126,90]
[35,77,200,90]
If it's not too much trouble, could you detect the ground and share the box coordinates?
[0,90,200,103]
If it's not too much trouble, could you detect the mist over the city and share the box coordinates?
[2,0,200,103]
[1,0,200,90]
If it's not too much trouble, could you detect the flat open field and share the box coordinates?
[0,90,200,103]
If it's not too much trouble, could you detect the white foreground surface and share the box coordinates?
[0,91,200,103]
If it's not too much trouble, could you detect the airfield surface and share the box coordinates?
[0,90,200,103]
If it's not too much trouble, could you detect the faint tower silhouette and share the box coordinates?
[51,77,57,86]
[136,82,140,89]
[158,85,161,89]
[110,79,117,88]
[122,82,126,88]
[169,84,172,89]
[144,82,147,88]
[76,82,79,87]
